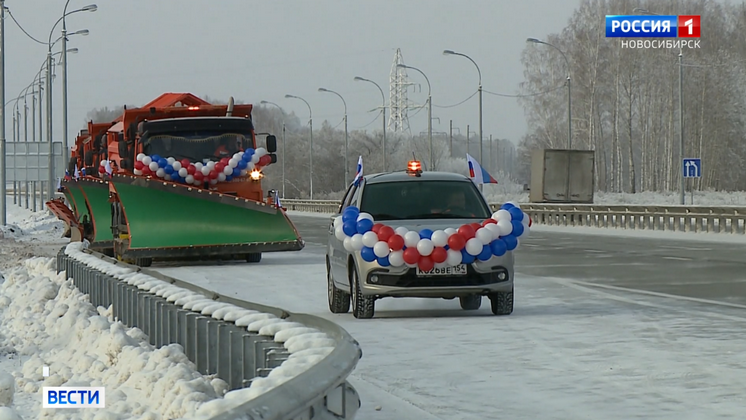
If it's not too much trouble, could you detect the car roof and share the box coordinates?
[363,171,472,184]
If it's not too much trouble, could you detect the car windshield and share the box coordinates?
[142,132,253,162]
[359,180,491,220]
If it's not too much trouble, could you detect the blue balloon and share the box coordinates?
[478,244,493,261]
[225,175,233,182]
[444,244,450,250]
[377,255,391,267]
[356,218,374,234]
[164,164,174,174]
[345,206,360,214]
[342,212,357,223]
[509,207,524,221]
[500,203,515,210]
[503,235,518,251]
[461,248,476,264]
[244,148,255,159]
[419,228,433,239]
[158,158,168,168]
[232,167,241,177]
[237,160,248,170]
[511,220,525,237]
[342,221,357,236]
[361,247,377,262]
[491,239,507,256]
[150,154,162,163]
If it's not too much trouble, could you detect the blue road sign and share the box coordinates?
[683,158,701,178]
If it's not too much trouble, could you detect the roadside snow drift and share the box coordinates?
[61,242,338,418]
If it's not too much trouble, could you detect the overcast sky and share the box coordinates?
[3,0,580,148]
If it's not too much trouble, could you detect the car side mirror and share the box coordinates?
[266,135,277,153]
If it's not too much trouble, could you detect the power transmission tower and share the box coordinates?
[388,48,414,134]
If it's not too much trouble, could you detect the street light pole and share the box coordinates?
[354,76,386,172]
[0,0,5,225]
[397,64,432,169]
[285,94,313,199]
[318,88,348,186]
[443,50,483,189]
[259,100,286,198]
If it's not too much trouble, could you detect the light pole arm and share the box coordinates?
[448,52,482,85]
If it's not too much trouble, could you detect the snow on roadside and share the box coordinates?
[481,189,746,206]
[0,198,64,242]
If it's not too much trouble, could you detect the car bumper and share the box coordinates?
[355,253,515,299]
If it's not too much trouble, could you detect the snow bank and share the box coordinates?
[0,199,64,241]
[62,242,338,418]
[481,189,746,206]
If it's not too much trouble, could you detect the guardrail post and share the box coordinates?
[184,312,199,361]
[229,327,247,390]
[195,316,209,374]
[207,320,219,374]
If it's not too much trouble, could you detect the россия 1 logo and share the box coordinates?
[605,15,700,48]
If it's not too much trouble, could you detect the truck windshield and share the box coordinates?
[359,180,491,220]
[142,132,252,162]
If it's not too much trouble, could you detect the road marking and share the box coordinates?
[662,256,692,261]
[658,245,712,251]
[584,249,606,253]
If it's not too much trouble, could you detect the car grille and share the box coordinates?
[368,265,509,288]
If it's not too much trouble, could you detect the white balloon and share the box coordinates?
[495,209,511,222]
[403,231,420,248]
[164,174,172,181]
[485,223,501,240]
[394,226,409,237]
[247,162,255,171]
[333,216,344,229]
[522,212,530,224]
[350,234,365,251]
[141,156,152,165]
[357,212,374,222]
[251,154,260,164]
[223,166,233,175]
[446,249,462,266]
[228,158,238,168]
[206,161,216,169]
[167,157,176,165]
[335,225,346,241]
[434,261,447,269]
[388,250,404,266]
[210,179,218,185]
[133,169,143,176]
[373,241,390,258]
[416,238,434,256]
[362,231,379,248]
[240,169,248,177]
[475,228,493,245]
[343,237,355,252]
[465,237,483,256]
[430,230,448,247]
[195,162,203,169]
[201,166,211,176]
[185,175,195,184]
[218,173,227,182]
[100,159,107,167]
[149,162,159,172]
[172,161,182,171]
[178,168,188,177]
[444,227,458,236]
[156,168,165,178]
[497,219,513,236]
[136,153,145,162]
[255,147,268,157]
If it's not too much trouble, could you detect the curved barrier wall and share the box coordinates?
[282,199,746,235]
[57,244,362,420]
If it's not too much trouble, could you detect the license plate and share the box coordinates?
[416,264,467,277]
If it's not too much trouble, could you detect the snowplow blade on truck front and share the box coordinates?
[109,175,304,267]
[50,179,113,253]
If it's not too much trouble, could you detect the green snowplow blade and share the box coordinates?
[64,182,88,221]
[76,178,113,243]
[61,188,78,216]
[111,176,303,258]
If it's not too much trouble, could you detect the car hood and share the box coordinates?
[376,218,486,232]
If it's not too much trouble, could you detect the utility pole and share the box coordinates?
[466,124,470,155]
[449,119,453,156]
[678,50,685,205]
[0,0,5,225]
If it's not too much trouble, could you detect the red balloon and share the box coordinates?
[259,155,272,166]
[180,159,191,169]
[387,234,404,251]
[209,170,219,180]
[482,218,497,226]
[372,223,384,234]
[403,248,420,265]
[142,167,152,176]
[193,171,204,181]
[98,165,106,173]
[431,247,447,264]
[186,165,196,175]
[418,256,434,272]
[528,216,532,227]
[134,161,144,170]
[378,226,395,242]
[215,162,226,172]
[470,222,482,232]
[457,225,476,240]
[447,233,466,251]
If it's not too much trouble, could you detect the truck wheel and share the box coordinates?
[135,257,152,268]
[459,295,482,310]
[245,253,262,263]
[350,265,374,319]
[327,260,350,314]
[489,289,513,315]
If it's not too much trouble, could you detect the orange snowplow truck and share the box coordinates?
[68,121,113,178]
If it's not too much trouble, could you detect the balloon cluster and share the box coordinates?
[334,203,531,272]
[130,148,271,185]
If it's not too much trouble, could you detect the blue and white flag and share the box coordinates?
[74,164,80,179]
[353,156,363,186]
[274,190,282,208]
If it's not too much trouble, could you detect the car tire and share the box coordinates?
[350,264,375,319]
[489,289,513,315]
[327,260,350,314]
[459,295,482,310]
[245,253,262,263]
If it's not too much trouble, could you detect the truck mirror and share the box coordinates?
[266,135,277,153]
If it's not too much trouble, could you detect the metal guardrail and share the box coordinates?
[282,199,746,235]
[57,245,362,420]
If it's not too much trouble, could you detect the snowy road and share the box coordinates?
[152,214,746,420]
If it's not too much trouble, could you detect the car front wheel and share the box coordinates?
[350,265,375,319]
[488,289,514,315]
[327,260,350,314]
